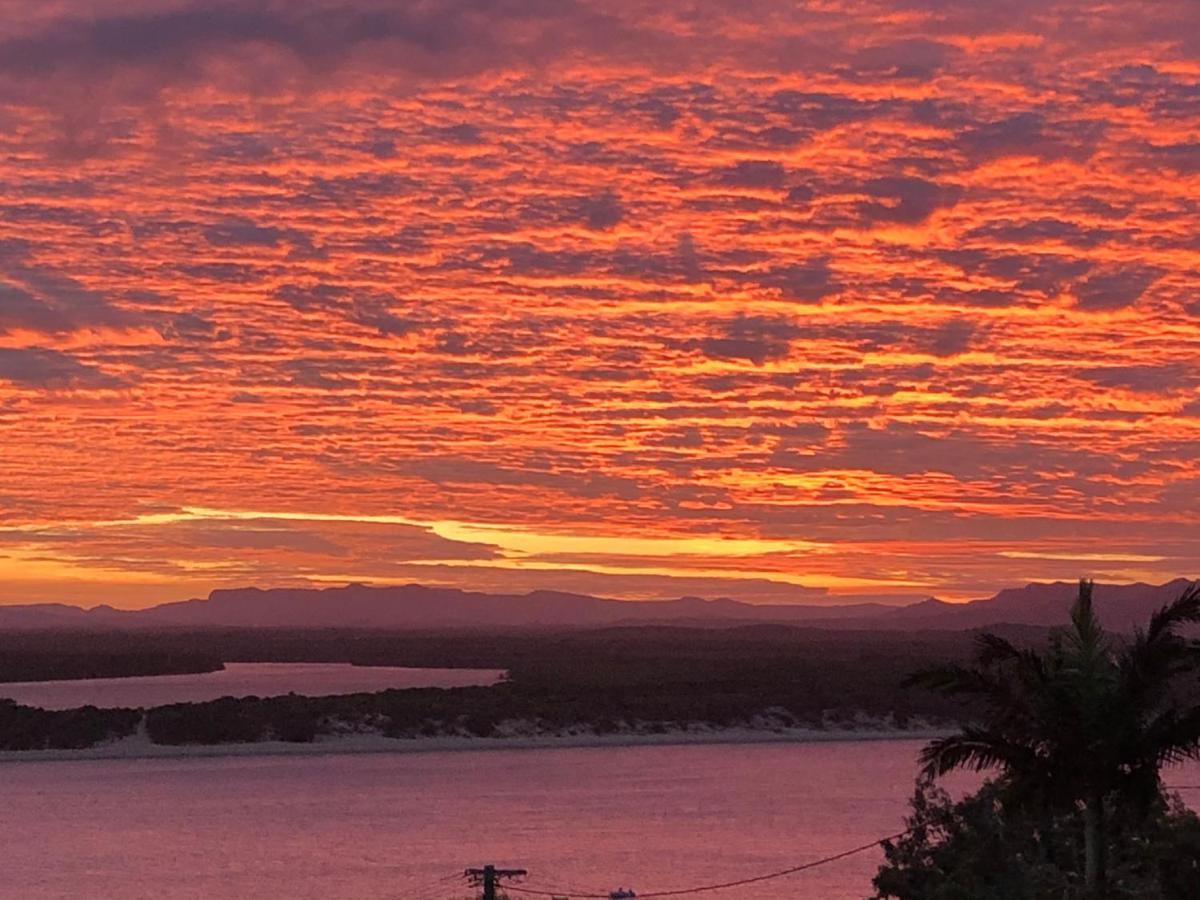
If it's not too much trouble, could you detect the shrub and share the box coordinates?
[873,779,1200,900]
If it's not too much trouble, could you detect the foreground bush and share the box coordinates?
[873,779,1200,899]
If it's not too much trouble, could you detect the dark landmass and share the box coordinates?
[145,626,981,745]
[0,625,992,751]
[0,700,141,750]
[0,621,1033,682]
[1,577,1194,634]
[0,650,223,684]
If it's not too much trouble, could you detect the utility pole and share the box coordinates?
[465,864,528,900]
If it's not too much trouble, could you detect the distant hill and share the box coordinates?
[879,578,1200,632]
[0,585,902,630]
[0,578,1194,632]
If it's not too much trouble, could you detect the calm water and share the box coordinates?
[2,740,971,900]
[5,740,1197,900]
[0,662,505,710]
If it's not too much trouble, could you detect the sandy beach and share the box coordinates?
[0,721,952,764]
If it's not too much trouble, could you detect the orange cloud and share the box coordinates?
[0,0,1198,607]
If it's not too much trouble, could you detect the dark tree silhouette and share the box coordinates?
[908,579,1200,897]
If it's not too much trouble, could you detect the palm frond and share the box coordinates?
[1143,582,1200,646]
[1120,633,1200,697]
[904,663,1036,723]
[1143,706,1200,768]
[917,727,1038,780]
[973,631,1026,667]
[1071,578,1096,634]
[904,663,999,695]
[1120,582,1200,703]
[1063,578,1110,661]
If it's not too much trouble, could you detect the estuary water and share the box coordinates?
[5,739,1197,900]
[0,739,986,900]
[0,662,505,710]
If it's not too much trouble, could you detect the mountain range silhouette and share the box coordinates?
[0,578,1195,632]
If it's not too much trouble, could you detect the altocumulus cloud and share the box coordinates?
[0,347,124,389]
[0,0,1198,604]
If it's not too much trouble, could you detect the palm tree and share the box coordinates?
[908,579,1200,898]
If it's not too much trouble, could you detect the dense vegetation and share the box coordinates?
[0,649,222,683]
[16,616,1195,760]
[873,780,1200,899]
[0,624,985,749]
[0,623,995,678]
[143,625,987,744]
[0,699,140,750]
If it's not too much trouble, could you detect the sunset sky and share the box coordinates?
[1,0,1198,608]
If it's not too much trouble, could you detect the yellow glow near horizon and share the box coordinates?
[0,506,929,602]
[2,1,1199,608]
[177,507,831,562]
[999,551,1168,563]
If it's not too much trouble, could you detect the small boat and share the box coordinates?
[609,890,636,899]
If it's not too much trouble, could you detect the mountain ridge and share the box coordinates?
[0,577,1195,632]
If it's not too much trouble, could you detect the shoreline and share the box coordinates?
[0,725,951,764]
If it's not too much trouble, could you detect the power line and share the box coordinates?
[394,869,471,900]
[497,829,911,898]
[519,872,611,898]
[400,873,467,900]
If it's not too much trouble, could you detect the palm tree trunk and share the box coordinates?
[1083,793,1106,897]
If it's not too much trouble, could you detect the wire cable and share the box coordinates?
[394,870,470,900]
[497,828,911,898]
[520,872,611,898]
